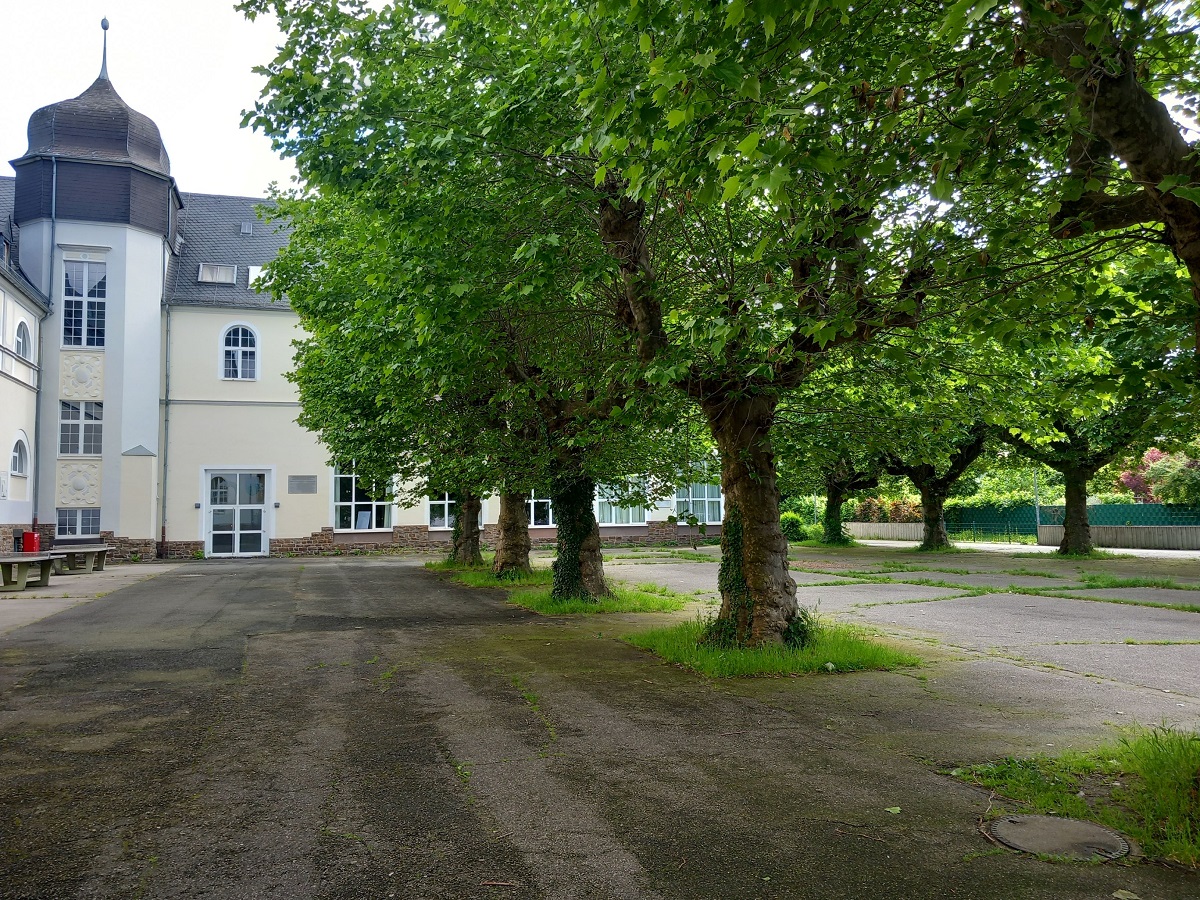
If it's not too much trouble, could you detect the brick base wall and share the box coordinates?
[96,532,158,562]
[161,541,206,559]
[0,524,31,553]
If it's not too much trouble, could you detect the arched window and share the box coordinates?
[14,322,31,360]
[222,326,257,380]
[10,439,28,476]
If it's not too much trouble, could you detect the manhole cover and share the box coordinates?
[987,815,1129,861]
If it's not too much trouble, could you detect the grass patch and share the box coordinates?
[507,584,689,615]
[951,726,1200,867]
[452,568,554,588]
[1011,549,1135,560]
[1001,567,1065,579]
[946,529,1038,545]
[662,549,720,562]
[623,616,921,678]
[1077,573,1200,591]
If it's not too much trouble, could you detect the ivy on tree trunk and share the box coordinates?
[705,393,797,646]
[822,459,881,545]
[550,474,609,600]
[492,491,532,578]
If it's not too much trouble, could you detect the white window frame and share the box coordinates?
[61,260,107,348]
[428,492,456,530]
[14,321,32,360]
[527,493,555,527]
[676,480,724,525]
[10,436,29,476]
[221,323,259,381]
[57,508,101,537]
[59,401,103,456]
[198,264,237,284]
[596,493,647,526]
[247,265,265,288]
[333,468,395,531]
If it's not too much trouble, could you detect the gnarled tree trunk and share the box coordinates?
[704,393,797,646]
[918,488,950,551]
[450,491,483,566]
[822,480,848,545]
[492,491,532,579]
[550,474,610,600]
[1058,467,1094,556]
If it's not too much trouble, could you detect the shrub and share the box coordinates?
[804,522,824,542]
[780,511,806,541]
[886,499,922,522]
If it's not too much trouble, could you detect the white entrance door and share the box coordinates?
[207,472,267,556]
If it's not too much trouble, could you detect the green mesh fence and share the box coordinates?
[1037,503,1200,527]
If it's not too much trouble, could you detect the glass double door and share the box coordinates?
[208,472,267,556]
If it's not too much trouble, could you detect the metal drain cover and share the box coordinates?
[987,815,1129,860]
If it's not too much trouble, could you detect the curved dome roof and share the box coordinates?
[22,76,170,176]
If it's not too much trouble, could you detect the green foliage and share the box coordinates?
[954,726,1200,867]
[1146,449,1200,506]
[779,511,806,542]
[781,605,820,649]
[508,585,688,616]
[624,617,921,678]
[850,498,922,523]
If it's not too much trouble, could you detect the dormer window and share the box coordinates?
[198,264,236,284]
[240,221,255,235]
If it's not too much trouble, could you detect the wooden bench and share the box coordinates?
[0,553,55,591]
[52,544,112,574]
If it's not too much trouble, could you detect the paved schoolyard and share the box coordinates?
[1,550,1197,898]
[603,543,1200,739]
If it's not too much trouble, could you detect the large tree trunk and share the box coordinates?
[450,491,483,566]
[918,488,950,551]
[1058,467,1094,556]
[492,491,532,579]
[704,393,797,646]
[550,474,610,600]
[822,480,848,545]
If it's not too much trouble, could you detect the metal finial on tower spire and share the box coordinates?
[100,18,110,80]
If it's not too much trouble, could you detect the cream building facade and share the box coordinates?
[1,62,718,559]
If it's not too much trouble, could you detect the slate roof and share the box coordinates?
[169,192,291,310]
[0,176,50,311]
[20,76,171,176]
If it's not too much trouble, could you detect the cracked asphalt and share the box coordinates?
[1,552,1198,898]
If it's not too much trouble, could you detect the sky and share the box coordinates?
[1,1,298,197]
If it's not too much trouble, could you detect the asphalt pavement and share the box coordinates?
[1,554,1197,899]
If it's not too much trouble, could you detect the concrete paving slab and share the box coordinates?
[799,582,970,613]
[855,592,1200,648]
[1063,586,1200,608]
[1024,643,1200,696]
[0,563,179,635]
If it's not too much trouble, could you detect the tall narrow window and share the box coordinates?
[223,326,257,379]
[59,401,103,455]
[14,322,31,360]
[10,440,28,476]
[63,261,106,347]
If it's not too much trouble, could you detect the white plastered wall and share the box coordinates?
[162,306,330,542]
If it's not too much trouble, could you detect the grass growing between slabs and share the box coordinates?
[624,615,921,678]
[951,726,1200,867]
[427,559,690,614]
